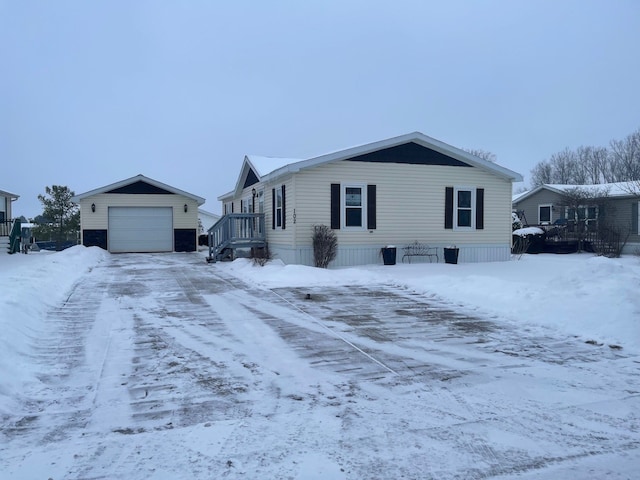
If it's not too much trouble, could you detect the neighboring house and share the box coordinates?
[0,189,19,224]
[512,182,640,254]
[72,174,205,253]
[198,208,221,233]
[213,132,523,266]
[0,189,20,252]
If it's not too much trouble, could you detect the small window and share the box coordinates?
[539,204,552,224]
[344,185,364,228]
[454,187,475,229]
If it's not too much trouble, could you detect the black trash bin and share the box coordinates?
[444,246,459,264]
[381,246,397,265]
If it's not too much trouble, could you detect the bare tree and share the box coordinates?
[556,186,609,252]
[463,148,497,162]
[530,160,553,186]
[610,128,640,183]
[549,148,579,184]
[576,145,610,184]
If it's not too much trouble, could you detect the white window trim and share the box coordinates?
[565,204,598,221]
[538,203,553,224]
[342,183,367,230]
[275,185,284,229]
[242,195,253,213]
[453,186,476,230]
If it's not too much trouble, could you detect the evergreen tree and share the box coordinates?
[34,185,79,249]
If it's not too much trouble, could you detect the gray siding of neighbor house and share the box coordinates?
[514,190,640,254]
[513,190,563,225]
[606,197,640,253]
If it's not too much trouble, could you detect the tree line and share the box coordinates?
[530,127,640,187]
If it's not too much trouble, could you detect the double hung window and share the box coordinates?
[538,204,552,224]
[344,186,364,228]
[454,187,475,229]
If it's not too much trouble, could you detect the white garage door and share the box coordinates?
[108,207,173,253]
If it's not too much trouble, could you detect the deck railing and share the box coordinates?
[0,220,13,237]
[207,213,266,262]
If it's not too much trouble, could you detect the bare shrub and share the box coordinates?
[312,225,337,268]
[511,234,531,260]
[251,245,271,266]
[592,224,630,258]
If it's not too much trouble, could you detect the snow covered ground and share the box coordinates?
[0,247,638,479]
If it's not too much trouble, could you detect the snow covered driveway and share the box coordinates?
[2,252,639,479]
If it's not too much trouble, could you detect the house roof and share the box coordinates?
[0,189,19,200]
[197,208,221,220]
[512,181,639,204]
[71,174,206,205]
[219,132,523,200]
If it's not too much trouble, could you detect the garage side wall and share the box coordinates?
[79,194,199,252]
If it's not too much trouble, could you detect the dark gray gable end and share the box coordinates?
[346,142,472,167]
[106,181,175,195]
[242,168,260,189]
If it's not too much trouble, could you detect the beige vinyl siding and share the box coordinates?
[290,161,512,248]
[237,177,297,247]
[79,194,199,230]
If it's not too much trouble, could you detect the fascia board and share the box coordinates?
[261,131,523,183]
[71,174,206,205]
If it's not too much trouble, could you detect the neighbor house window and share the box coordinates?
[344,185,365,228]
[538,204,552,224]
[454,187,475,229]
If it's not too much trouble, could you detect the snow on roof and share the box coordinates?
[513,181,639,204]
[512,190,529,203]
[544,182,638,197]
[246,155,303,177]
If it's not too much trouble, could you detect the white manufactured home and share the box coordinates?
[212,132,522,267]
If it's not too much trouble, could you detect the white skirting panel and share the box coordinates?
[622,242,640,255]
[270,243,511,267]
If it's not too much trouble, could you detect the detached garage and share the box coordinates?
[72,175,206,253]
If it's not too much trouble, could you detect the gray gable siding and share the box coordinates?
[347,142,472,167]
[513,189,564,225]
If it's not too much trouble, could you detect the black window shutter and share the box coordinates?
[231,202,234,213]
[281,185,286,230]
[331,184,341,229]
[271,188,276,230]
[367,184,376,229]
[445,187,454,229]
[476,188,484,230]
[632,202,638,234]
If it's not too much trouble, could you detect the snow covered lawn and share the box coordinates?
[1,248,638,479]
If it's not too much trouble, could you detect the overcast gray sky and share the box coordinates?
[2,0,639,217]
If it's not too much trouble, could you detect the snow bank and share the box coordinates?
[219,254,640,353]
[0,246,109,414]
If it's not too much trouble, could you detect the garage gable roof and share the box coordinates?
[71,174,205,205]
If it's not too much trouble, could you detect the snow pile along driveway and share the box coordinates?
[0,248,638,479]
[0,247,109,414]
